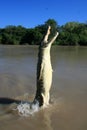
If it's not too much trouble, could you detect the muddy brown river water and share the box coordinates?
[0,46,87,130]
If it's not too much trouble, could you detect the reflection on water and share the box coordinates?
[0,45,87,130]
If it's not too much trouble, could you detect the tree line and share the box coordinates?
[0,19,87,46]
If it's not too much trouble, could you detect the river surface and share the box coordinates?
[0,46,87,130]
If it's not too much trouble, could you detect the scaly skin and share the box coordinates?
[34,26,59,107]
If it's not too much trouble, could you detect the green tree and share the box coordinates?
[1,33,14,44]
[0,25,26,45]
[20,28,43,45]
[45,19,59,39]
[35,19,59,44]
[0,29,2,44]
[0,19,87,46]
[58,22,80,45]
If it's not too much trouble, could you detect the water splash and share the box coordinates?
[14,100,39,117]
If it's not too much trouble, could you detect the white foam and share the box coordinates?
[15,101,39,117]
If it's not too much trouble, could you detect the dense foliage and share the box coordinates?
[0,19,87,45]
